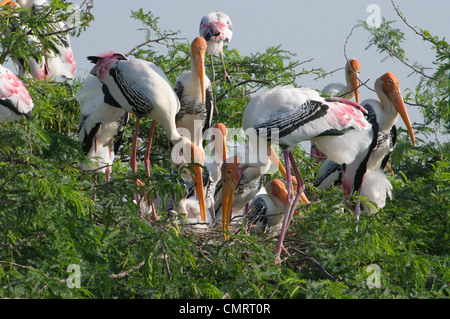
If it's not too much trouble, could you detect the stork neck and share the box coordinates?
[374,79,399,130]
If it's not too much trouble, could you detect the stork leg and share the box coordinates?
[353,198,362,232]
[143,120,156,177]
[274,150,304,264]
[143,120,158,221]
[130,117,143,216]
[220,50,232,85]
[105,138,114,183]
[93,137,98,201]
[210,54,216,84]
[130,118,140,175]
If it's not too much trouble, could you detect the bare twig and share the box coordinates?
[343,25,376,94]
[109,261,145,279]
[125,33,185,57]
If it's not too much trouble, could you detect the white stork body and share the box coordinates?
[315,72,415,218]
[14,0,76,79]
[199,11,233,82]
[77,75,129,179]
[243,86,372,164]
[16,33,50,81]
[242,85,373,263]
[87,52,207,222]
[0,63,34,122]
[174,37,213,147]
[313,59,361,162]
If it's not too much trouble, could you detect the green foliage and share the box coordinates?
[0,2,449,299]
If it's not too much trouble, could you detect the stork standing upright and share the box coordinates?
[312,58,362,162]
[242,85,374,263]
[0,63,34,122]
[12,0,76,79]
[315,72,415,221]
[87,52,207,222]
[199,11,233,83]
[174,37,213,148]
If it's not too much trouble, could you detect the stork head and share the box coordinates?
[88,52,127,79]
[268,179,289,206]
[0,0,16,7]
[346,58,361,104]
[191,37,207,104]
[380,72,415,146]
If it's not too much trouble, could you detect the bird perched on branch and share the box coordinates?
[242,85,374,263]
[0,63,34,122]
[87,51,207,222]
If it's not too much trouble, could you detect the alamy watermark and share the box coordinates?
[366,264,381,288]
[366,4,381,28]
[66,264,81,288]
[170,120,280,175]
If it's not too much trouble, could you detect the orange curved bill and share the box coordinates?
[221,178,235,240]
[0,0,14,6]
[390,90,415,146]
[220,161,239,239]
[385,162,394,176]
[195,50,206,105]
[351,72,360,104]
[189,164,206,222]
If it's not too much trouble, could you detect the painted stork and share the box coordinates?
[0,0,48,80]
[246,179,289,231]
[311,58,362,162]
[217,150,271,239]
[174,37,213,148]
[0,63,34,122]
[179,122,228,224]
[76,75,129,183]
[242,85,374,263]
[0,0,15,6]
[11,0,76,79]
[323,58,361,104]
[315,72,415,219]
[87,52,207,222]
[199,11,233,83]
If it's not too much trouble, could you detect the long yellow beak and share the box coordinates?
[195,49,206,105]
[0,0,15,7]
[220,160,240,239]
[351,72,360,104]
[188,142,206,222]
[390,90,415,146]
[189,164,206,222]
